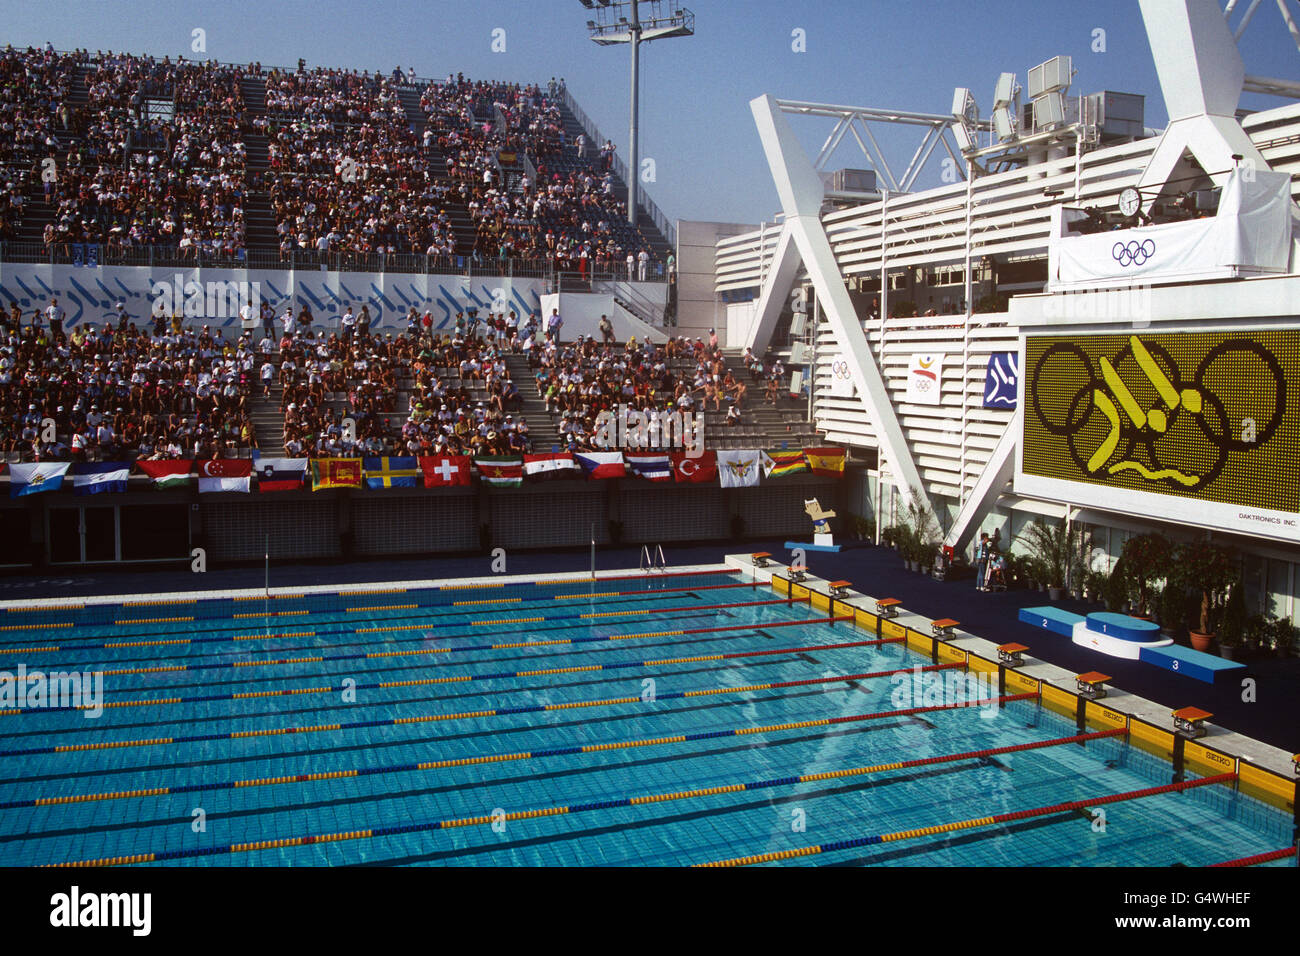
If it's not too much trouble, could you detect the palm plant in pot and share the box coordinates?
[1022,520,1069,601]
[1174,538,1236,653]
[899,487,940,574]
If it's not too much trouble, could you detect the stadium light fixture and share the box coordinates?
[580,1,695,226]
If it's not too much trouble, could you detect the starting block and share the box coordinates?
[751,552,772,568]
[1075,671,1110,700]
[1172,706,1212,740]
[876,597,900,619]
[997,642,1028,667]
[787,566,807,583]
[827,580,851,599]
[1292,754,1299,778]
[931,618,959,640]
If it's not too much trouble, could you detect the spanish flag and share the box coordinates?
[802,447,846,478]
[310,457,363,491]
[363,456,420,489]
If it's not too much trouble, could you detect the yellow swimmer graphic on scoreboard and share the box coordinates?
[1025,331,1292,506]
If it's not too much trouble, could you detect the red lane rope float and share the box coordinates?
[0,658,963,759]
[2,634,903,720]
[1209,846,1298,867]
[6,683,1031,813]
[40,696,1065,867]
[692,772,1240,867]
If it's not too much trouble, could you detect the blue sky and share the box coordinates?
[5,1,1297,228]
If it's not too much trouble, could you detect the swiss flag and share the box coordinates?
[419,455,472,487]
[670,450,718,484]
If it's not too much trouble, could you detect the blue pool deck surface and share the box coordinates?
[0,561,1293,868]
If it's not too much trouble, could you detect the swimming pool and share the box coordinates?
[0,567,1292,867]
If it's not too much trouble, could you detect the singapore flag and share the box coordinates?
[197,458,253,493]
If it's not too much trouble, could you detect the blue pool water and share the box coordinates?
[0,569,1291,867]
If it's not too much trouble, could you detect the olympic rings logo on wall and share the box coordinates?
[831,360,852,380]
[1112,238,1155,267]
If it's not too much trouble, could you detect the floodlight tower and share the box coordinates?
[581,1,694,225]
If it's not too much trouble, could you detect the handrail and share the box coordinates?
[560,87,676,249]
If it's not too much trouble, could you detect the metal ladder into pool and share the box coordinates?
[640,544,667,574]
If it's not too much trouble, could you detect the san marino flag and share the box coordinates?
[363,457,420,489]
[9,462,71,497]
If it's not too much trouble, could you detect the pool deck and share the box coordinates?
[2,539,1296,764]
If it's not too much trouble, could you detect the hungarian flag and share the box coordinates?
[197,458,252,493]
[574,451,625,480]
[803,447,847,477]
[364,456,420,489]
[524,452,580,480]
[311,458,363,491]
[670,450,717,484]
[717,450,761,488]
[419,455,472,487]
[760,449,809,479]
[624,453,672,482]
[136,459,195,489]
[256,457,308,492]
[72,461,130,495]
[9,462,71,497]
[475,455,523,488]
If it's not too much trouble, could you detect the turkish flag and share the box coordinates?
[419,455,472,487]
[670,450,717,484]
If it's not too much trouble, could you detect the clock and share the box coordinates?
[1118,187,1141,218]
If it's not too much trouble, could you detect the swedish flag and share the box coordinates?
[363,456,420,489]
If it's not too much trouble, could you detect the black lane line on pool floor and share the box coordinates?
[0,637,875,740]
[8,602,760,670]
[2,717,939,847]
[2,580,752,646]
[0,681,918,788]
[356,761,1001,867]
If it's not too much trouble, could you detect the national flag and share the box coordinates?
[8,462,71,497]
[624,453,673,482]
[474,454,523,488]
[523,452,580,480]
[364,456,420,489]
[72,461,130,495]
[717,449,761,488]
[803,447,847,478]
[760,450,809,479]
[136,459,195,489]
[255,457,308,492]
[419,455,472,487]
[574,451,626,480]
[310,458,363,491]
[197,458,253,493]
[670,450,717,484]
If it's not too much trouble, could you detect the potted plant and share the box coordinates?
[1103,558,1129,612]
[1265,616,1294,659]
[1174,539,1236,653]
[1023,520,1068,601]
[882,526,900,551]
[1084,569,1107,604]
[1120,532,1170,618]
[1157,582,1186,638]
[898,487,940,574]
[1242,614,1266,659]
[1216,580,1246,660]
